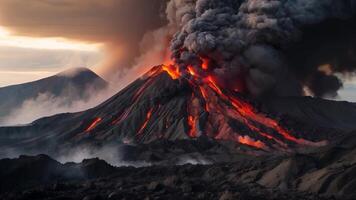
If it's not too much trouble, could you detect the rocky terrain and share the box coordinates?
[0,133,356,200]
[0,131,355,200]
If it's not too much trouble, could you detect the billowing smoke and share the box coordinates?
[167,0,356,97]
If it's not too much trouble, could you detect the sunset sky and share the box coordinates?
[0,0,354,101]
[0,0,165,87]
[0,26,103,86]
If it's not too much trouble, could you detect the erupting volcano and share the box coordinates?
[1,59,343,154]
[56,61,327,152]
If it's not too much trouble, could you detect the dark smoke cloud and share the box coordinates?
[1,0,356,97]
[168,0,356,97]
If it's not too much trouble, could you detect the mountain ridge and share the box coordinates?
[0,67,108,125]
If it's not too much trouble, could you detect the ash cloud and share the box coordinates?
[168,0,356,97]
[2,0,356,99]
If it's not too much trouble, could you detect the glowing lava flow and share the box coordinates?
[161,63,324,149]
[203,76,317,145]
[85,117,102,132]
[237,135,266,149]
[187,115,198,138]
[138,108,154,134]
[201,58,209,70]
[162,65,180,80]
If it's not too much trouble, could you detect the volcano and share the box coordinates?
[1,65,355,155]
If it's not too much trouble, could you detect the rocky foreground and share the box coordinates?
[1,133,356,200]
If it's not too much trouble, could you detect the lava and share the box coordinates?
[86,117,102,132]
[187,65,198,77]
[237,135,266,149]
[187,115,198,138]
[162,65,180,80]
[201,58,209,70]
[138,108,154,135]
[161,63,322,149]
[203,75,312,145]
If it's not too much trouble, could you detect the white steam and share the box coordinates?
[0,84,115,126]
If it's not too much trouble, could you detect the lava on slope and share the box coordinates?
[162,63,328,150]
[76,63,328,151]
[137,107,154,135]
[0,64,331,152]
[85,117,102,132]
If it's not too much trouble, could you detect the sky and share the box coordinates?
[0,26,103,86]
[0,0,355,102]
[0,0,166,87]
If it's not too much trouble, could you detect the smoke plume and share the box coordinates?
[167,0,356,97]
[1,0,356,98]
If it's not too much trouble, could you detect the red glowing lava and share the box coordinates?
[187,115,198,138]
[201,58,209,70]
[162,65,180,80]
[187,65,197,76]
[86,117,102,132]
[160,62,322,149]
[138,108,154,134]
[237,135,266,149]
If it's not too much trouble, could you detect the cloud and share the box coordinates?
[0,85,114,126]
[168,0,356,97]
[0,0,166,42]
[0,46,103,87]
[0,0,169,75]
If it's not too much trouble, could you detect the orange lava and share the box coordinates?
[86,117,102,132]
[138,108,154,134]
[187,65,197,76]
[188,115,198,138]
[204,76,309,145]
[201,58,209,70]
[162,65,180,80]
[160,64,322,149]
[237,135,266,149]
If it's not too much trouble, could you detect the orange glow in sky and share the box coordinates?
[0,26,101,51]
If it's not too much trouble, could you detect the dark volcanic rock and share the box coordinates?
[1,133,356,200]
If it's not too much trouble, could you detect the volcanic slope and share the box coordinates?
[0,65,355,154]
[0,67,108,125]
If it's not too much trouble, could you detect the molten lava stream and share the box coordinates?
[161,64,319,148]
[201,58,209,70]
[204,76,315,145]
[137,108,154,135]
[162,65,180,80]
[187,115,198,138]
[236,135,266,149]
[85,117,102,132]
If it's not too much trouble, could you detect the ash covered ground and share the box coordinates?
[1,134,356,200]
